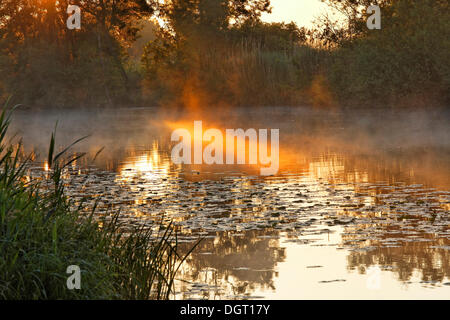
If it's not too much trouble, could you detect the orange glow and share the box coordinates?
[118,142,170,182]
[308,75,336,109]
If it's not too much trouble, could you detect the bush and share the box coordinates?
[326,0,449,107]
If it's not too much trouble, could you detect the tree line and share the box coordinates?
[0,0,448,108]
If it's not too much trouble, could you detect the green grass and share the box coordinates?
[0,105,197,300]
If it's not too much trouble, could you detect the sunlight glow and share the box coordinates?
[262,0,343,28]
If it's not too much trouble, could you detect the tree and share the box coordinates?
[157,0,271,39]
[0,0,156,106]
[323,0,449,105]
[140,0,273,103]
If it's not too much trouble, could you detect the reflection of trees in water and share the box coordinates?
[178,230,286,298]
[316,148,450,284]
[344,230,450,283]
[308,148,450,191]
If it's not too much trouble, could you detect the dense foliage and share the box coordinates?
[0,0,448,108]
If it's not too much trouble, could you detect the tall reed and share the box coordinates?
[0,104,197,299]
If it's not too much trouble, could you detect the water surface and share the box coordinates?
[10,106,450,299]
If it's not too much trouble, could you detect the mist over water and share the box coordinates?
[9,105,450,299]
[9,106,450,184]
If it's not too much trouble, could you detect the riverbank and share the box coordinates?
[1,1,447,111]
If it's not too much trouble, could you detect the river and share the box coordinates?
[9,106,450,299]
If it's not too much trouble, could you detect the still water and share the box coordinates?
[10,106,450,299]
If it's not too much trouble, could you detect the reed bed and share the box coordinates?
[0,104,197,300]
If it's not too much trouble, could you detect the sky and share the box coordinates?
[261,0,339,28]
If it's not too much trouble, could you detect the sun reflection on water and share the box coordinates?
[18,108,450,300]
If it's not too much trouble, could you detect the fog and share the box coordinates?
[7,105,450,188]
